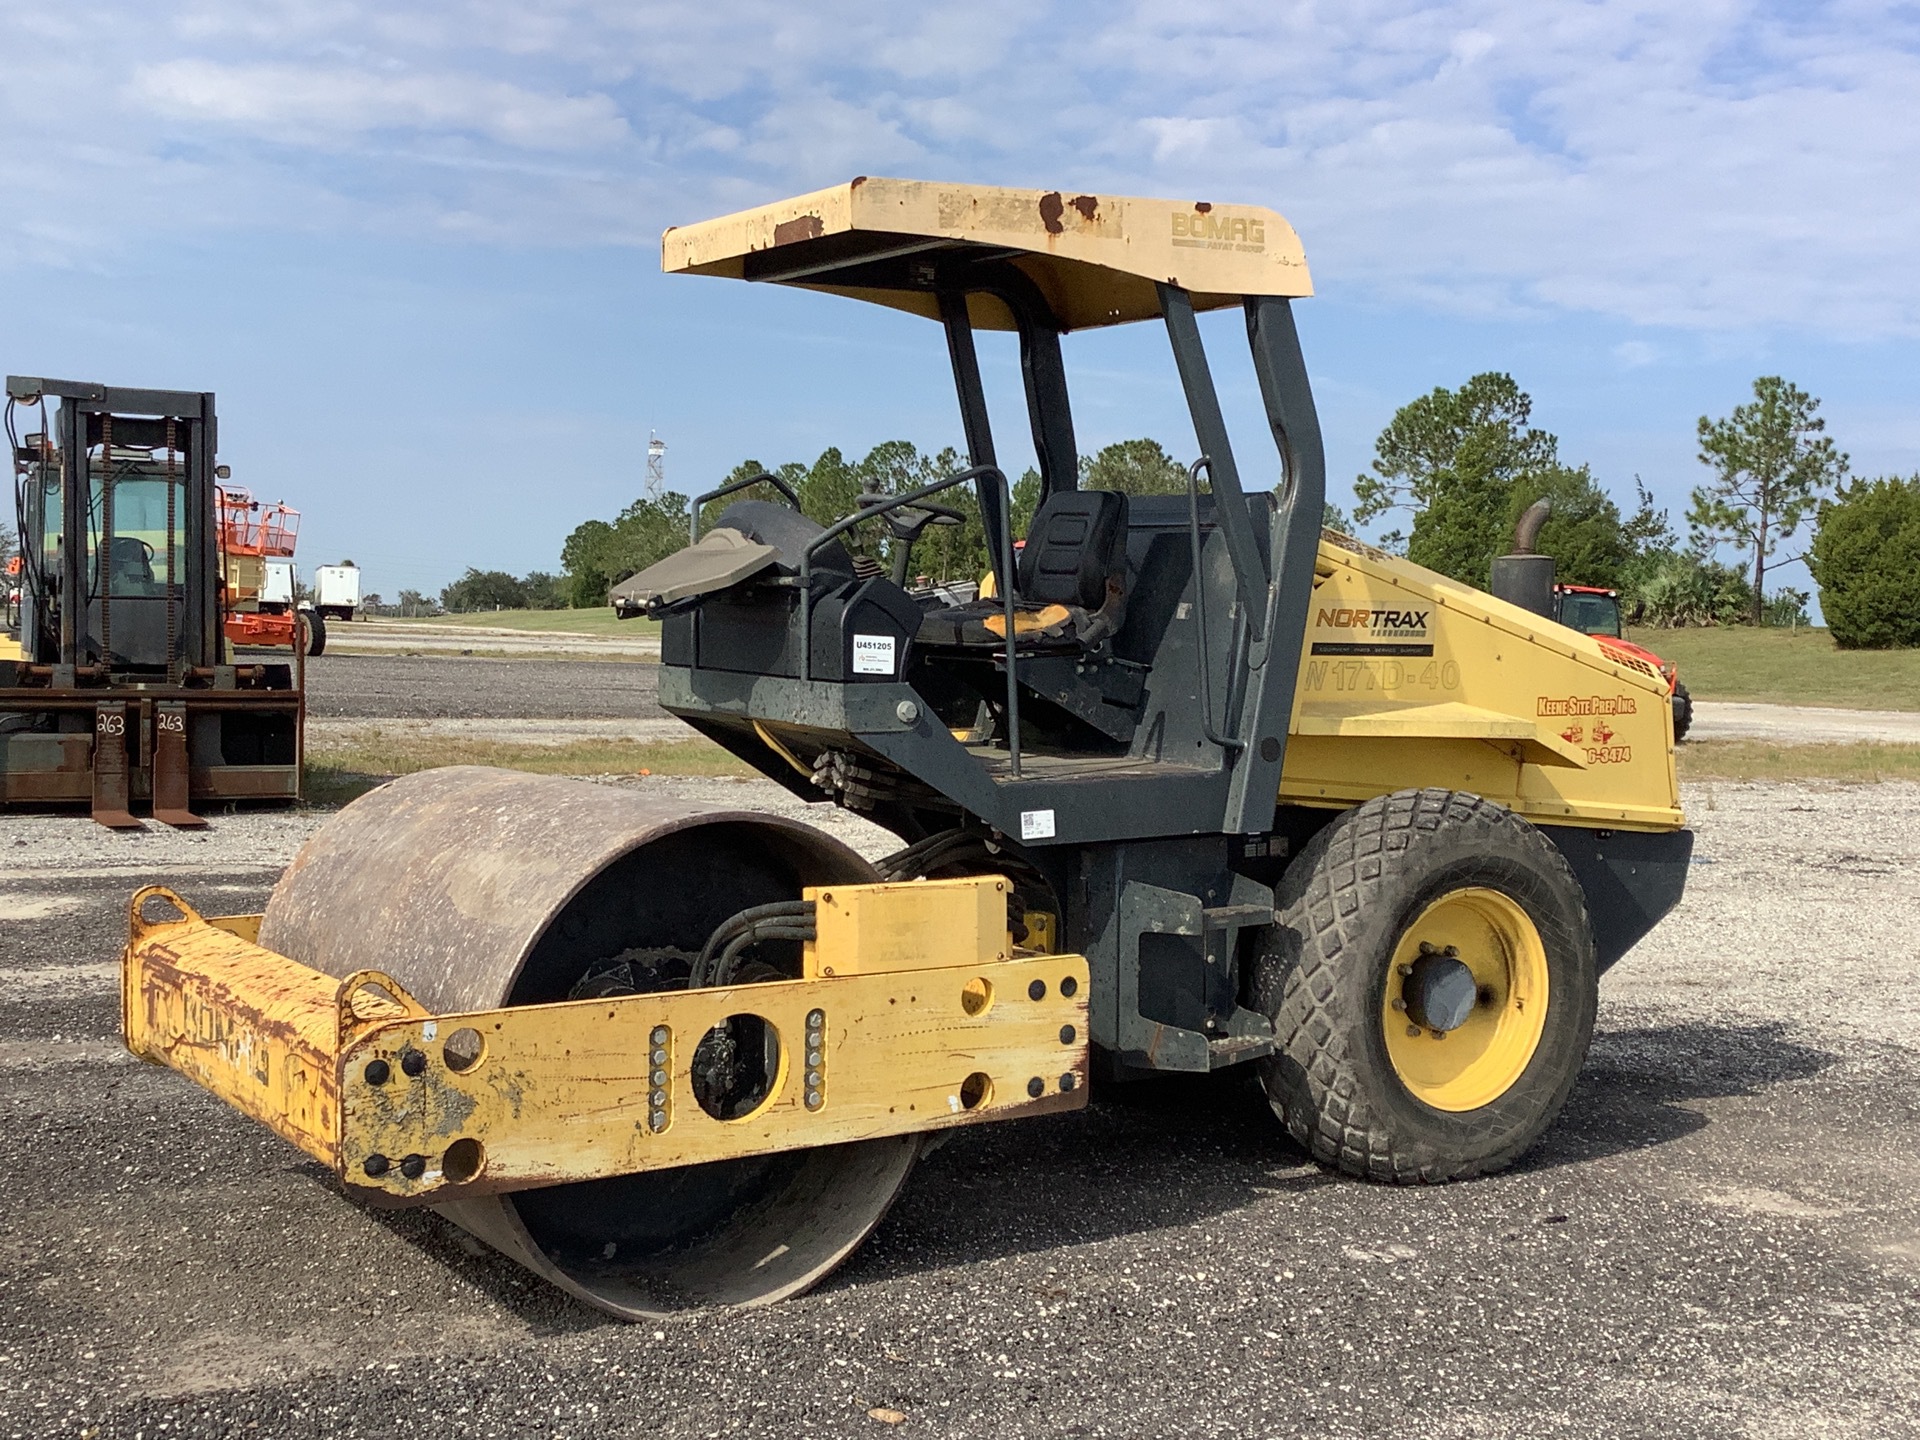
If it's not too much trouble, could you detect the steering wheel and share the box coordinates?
[856,492,965,586]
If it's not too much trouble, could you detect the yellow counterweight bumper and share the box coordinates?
[121,877,1091,1205]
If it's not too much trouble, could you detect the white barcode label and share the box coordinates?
[1020,809,1056,841]
[851,633,896,675]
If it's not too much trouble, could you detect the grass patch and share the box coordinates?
[1626,626,1920,710]
[1677,739,1920,783]
[305,734,751,806]
[378,609,659,639]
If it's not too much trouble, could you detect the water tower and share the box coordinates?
[645,431,667,499]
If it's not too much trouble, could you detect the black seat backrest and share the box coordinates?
[713,498,856,586]
[108,536,154,587]
[1017,490,1129,609]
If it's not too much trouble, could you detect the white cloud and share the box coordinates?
[133,59,629,150]
[2,1,1917,338]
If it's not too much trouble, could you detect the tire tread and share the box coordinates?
[1258,788,1594,1185]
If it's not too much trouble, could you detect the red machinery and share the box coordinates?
[1553,582,1692,741]
[219,488,321,653]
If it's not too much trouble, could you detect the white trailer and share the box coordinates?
[312,564,360,621]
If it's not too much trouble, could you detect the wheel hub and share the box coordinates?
[1402,947,1478,1033]
[1381,889,1552,1112]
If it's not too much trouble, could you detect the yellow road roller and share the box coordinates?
[123,179,1692,1319]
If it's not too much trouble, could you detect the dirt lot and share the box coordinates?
[302,654,665,721]
[324,618,659,660]
[0,656,1916,1438]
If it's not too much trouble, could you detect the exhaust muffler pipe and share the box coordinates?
[1489,497,1555,617]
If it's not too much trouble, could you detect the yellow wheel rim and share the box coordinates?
[1380,887,1549,1113]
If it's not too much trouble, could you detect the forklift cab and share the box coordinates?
[18,451,192,670]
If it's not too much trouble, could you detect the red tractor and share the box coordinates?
[1490,501,1692,743]
[1552,583,1691,741]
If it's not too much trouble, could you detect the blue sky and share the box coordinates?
[5,1,1917,599]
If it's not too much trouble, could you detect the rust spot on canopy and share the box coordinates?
[773,214,825,247]
[662,178,1316,328]
[1194,201,1213,214]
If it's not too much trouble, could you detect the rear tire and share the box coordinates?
[1252,789,1597,1184]
[302,609,327,656]
[1671,681,1692,742]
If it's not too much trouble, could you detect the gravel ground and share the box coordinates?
[325,619,659,659]
[1691,702,1920,745]
[301,653,666,721]
[306,716,695,746]
[1,777,1916,1438]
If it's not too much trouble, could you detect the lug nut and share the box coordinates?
[399,1048,427,1077]
[1398,964,1414,978]
[1392,997,1408,1012]
[1406,1024,1422,1038]
[363,1059,391,1086]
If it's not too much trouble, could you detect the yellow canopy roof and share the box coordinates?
[662,177,1312,332]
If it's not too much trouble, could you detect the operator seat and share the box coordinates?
[918,489,1130,650]
[106,536,158,594]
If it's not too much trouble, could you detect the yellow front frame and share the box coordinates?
[122,879,1090,1205]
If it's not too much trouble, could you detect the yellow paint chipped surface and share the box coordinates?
[664,177,1310,330]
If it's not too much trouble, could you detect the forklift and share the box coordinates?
[3,377,302,826]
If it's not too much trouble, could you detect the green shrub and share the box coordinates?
[1810,476,1920,649]
[1621,550,1754,627]
[1762,587,1810,628]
